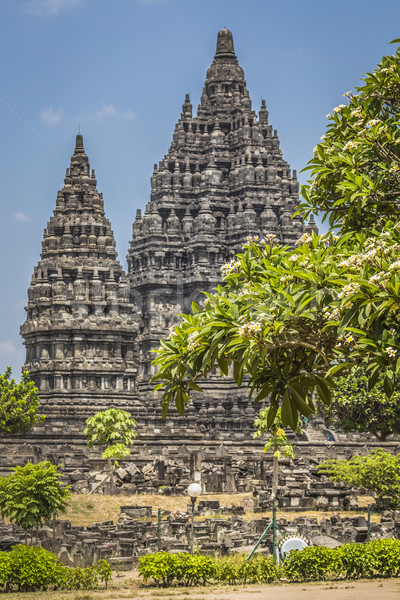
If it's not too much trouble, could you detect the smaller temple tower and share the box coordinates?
[20,135,140,423]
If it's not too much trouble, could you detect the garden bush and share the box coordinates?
[216,555,280,585]
[139,552,280,586]
[138,552,216,586]
[140,540,400,588]
[0,545,112,592]
[283,545,341,582]
[283,539,400,582]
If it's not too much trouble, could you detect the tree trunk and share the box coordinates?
[108,457,114,485]
[271,454,279,504]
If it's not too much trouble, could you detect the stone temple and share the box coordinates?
[19,29,317,452]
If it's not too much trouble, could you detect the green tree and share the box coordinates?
[317,449,400,509]
[0,461,70,543]
[0,367,44,435]
[152,41,400,430]
[254,408,299,502]
[300,38,400,231]
[324,365,400,441]
[84,409,137,492]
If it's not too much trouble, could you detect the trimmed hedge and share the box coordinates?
[0,545,112,592]
[283,539,400,582]
[139,539,400,587]
[138,552,280,586]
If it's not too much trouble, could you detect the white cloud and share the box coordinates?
[0,340,24,360]
[21,0,82,16]
[81,104,135,122]
[95,104,118,119]
[13,211,31,223]
[40,106,62,126]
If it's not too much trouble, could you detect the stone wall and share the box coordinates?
[1,438,399,498]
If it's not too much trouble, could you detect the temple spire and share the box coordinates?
[215,28,236,57]
[74,133,85,154]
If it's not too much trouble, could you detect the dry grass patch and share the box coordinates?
[64,493,252,526]
[65,493,379,527]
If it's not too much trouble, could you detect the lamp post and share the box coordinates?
[187,482,202,554]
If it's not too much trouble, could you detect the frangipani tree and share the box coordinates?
[153,223,400,429]
[300,39,400,230]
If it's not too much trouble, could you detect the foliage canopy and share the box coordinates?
[0,367,44,435]
[84,408,138,471]
[0,461,70,532]
[318,448,400,509]
[300,39,400,230]
[324,365,400,440]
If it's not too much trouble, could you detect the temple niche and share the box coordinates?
[20,30,316,442]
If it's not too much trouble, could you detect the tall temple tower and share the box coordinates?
[20,135,140,424]
[127,29,314,380]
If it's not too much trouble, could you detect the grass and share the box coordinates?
[63,493,379,528]
[64,493,251,526]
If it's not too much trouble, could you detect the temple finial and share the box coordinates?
[75,133,85,154]
[215,28,235,56]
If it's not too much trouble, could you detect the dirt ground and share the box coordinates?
[1,577,399,600]
[110,578,400,599]
[121,579,400,600]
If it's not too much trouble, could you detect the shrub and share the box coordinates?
[367,538,400,577]
[139,541,400,588]
[283,546,340,582]
[61,565,98,590]
[2,545,64,592]
[215,558,240,584]
[0,553,11,591]
[138,552,217,587]
[0,545,112,592]
[258,556,281,583]
[138,552,177,587]
[338,543,375,579]
[175,553,216,586]
[96,558,113,589]
[283,539,400,582]
[139,552,281,587]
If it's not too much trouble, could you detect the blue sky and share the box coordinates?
[1,0,400,378]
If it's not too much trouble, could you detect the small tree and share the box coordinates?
[84,409,137,493]
[0,367,44,435]
[317,449,400,509]
[0,461,71,542]
[254,408,299,503]
[324,366,400,441]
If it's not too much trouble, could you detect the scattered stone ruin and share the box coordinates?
[1,503,399,568]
